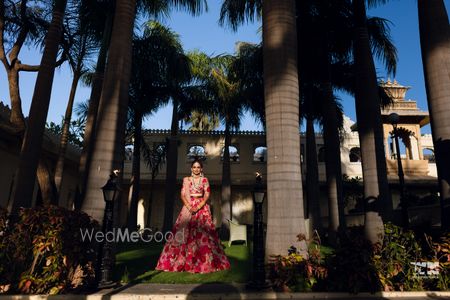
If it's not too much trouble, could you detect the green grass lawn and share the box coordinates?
[114,240,251,284]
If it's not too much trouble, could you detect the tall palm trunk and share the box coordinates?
[9,0,68,213]
[263,0,307,258]
[162,98,180,232]
[418,0,450,230]
[353,0,389,242]
[127,111,142,230]
[82,0,136,222]
[54,70,81,195]
[220,121,232,238]
[145,173,156,228]
[322,92,346,237]
[305,115,322,233]
[76,12,114,210]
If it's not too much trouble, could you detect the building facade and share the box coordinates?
[121,80,439,230]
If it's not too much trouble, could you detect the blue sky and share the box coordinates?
[0,1,448,133]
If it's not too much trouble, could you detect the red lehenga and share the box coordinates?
[155,176,231,273]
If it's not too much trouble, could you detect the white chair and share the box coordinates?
[227,219,247,247]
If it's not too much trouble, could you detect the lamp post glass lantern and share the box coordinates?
[97,173,119,289]
[247,173,271,290]
[388,113,408,227]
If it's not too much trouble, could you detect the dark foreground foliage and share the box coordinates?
[0,206,99,294]
[268,224,449,292]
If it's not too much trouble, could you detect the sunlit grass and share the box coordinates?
[114,240,251,284]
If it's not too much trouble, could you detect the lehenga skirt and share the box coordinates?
[155,198,231,273]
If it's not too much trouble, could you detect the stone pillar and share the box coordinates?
[410,134,420,160]
[417,125,424,160]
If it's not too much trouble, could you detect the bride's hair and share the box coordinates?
[191,159,203,168]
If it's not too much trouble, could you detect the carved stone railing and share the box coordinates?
[389,100,418,110]
[386,159,429,176]
[143,129,266,136]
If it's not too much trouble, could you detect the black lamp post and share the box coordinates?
[388,113,409,228]
[247,172,271,290]
[97,172,119,289]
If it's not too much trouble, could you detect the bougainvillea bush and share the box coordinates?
[0,206,99,294]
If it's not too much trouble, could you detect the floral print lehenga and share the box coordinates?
[155,176,231,273]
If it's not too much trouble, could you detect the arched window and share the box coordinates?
[253,146,267,162]
[349,147,361,162]
[317,146,325,163]
[423,148,435,162]
[187,145,206,161]
[221,145,239,162]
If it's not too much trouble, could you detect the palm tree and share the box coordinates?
[54,1,98,196]
[80,0,207,223]
[220,0,397,245]
[352,0,395,242]
[142,141,166,228]
[418,0,450,230]
[296,0,348,239]
[128,21,190,230]
[81,0,136,221]
[209,53,245,237]
[184,111,219,131]
[10,0,68,213]
[76,0,115,210]
[186,47,264,235]
[262,0,307,256]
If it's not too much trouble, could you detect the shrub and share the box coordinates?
[0,206,99,294]
[325,227,380,293]
[372,223,423,291]
[266,224,450,293]
[267,232,328,292]
[422,232,450,290]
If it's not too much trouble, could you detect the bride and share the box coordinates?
[155,159,231,273]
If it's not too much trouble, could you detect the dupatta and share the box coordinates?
[171,178,193,245]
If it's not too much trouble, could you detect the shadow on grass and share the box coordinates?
[114,240,251,284]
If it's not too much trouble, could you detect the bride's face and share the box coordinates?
[191,162,202,176]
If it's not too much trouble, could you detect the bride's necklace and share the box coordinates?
[191,175,202,190]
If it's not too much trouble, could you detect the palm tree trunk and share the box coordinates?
[127,111,142,230]
[353,0,389,242]
[145,173,156,228]
[54,70,81,194]
[305,115,322,233]
[76,11,114,210]
[82,0,136,222]
[418,0,450,230]
[220,121,232,238]
[162,98,180,232]
[322,92,346,238]
[263,0,307,258]
[9,0,68,213]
